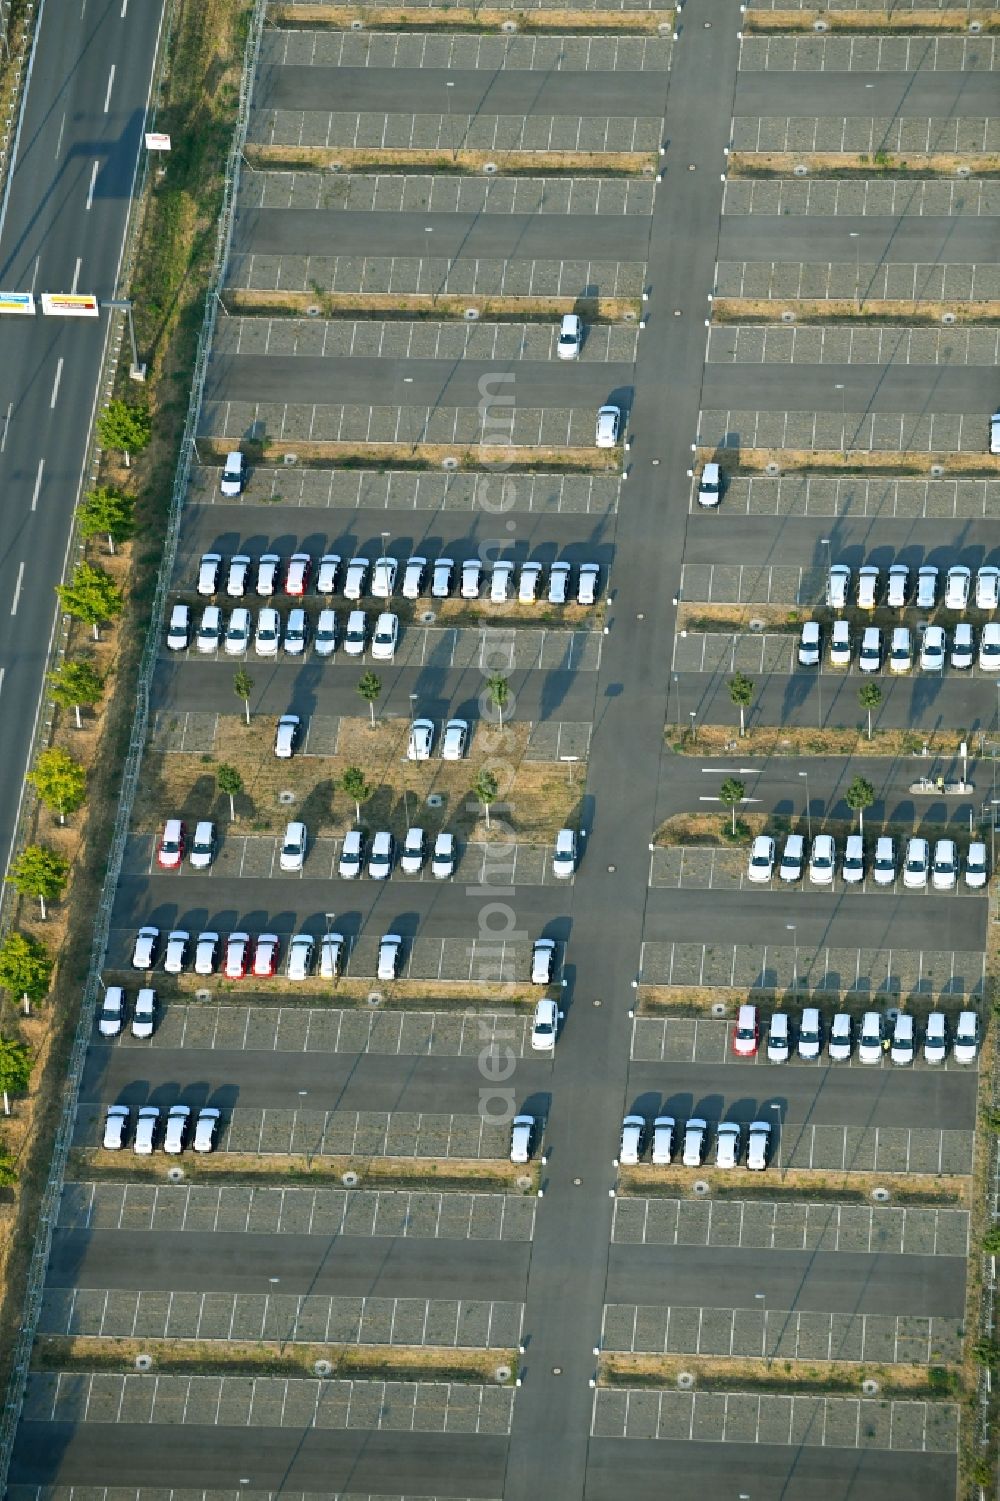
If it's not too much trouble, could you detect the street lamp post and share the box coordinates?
[689,709,697,744]
[673,672,683,737]
[799,769,811,842]
[786,923,797,993]
[834,383,846,454]
[324,911,335,940]
[849,230,861,310]
[560,754,580,788]
[770,1102,782,1179]
[104,298,146,382]
[755,1292,767,1366]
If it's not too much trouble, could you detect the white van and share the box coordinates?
[797,1007,822,1061]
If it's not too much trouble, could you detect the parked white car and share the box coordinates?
[746,835,775,884]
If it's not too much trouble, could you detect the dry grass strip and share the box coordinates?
[69,1148,536,1192]
[730,152,1000,177]
[666,721,954,759]
[34,1336,513,1384]
[714,299,1000,325]
[698,447,1000,477]
[247,144,656,174]
[161,975,537,1007]
[601,1353,961,1398]
[270,4,674,32]
[134,714,582,842]
[618,1164,970,1204]
[746,9,999,33]
[225,289,642,322]
[202,437,616,472]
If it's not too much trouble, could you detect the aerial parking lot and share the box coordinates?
[6,0,998,1498]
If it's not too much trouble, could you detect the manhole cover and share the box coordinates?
[969,18,982,31]
[871,1186,891,1203]
[420,610,437,626]
[516,1174,532,1189]
[306,305,320,318]
[781,309,796,323]
[749,618,765,633]
[677,1371,695,1389]
[464,307,480,320]
[930,464,945,477]
[862,1378,880,1394]
[693,1180,710,1196]
[427,794,444,808]
[494,1365,512,1383]
[441,456,458,470]
[166,1166,184,1183]
[350,17,363,27]
[501,18,518,29]
[135,1354,153,1372]
[483,162,498,174]
[326,162,342,173]
[813,17,828,28]
[367,991,384,1007]
[314,1360,334,1377]
[282,453,297,465]
[658,20,671,31]
[624,310,636,321]
[793,163,809,176]
[956,165,971,177]
[196,988,211,1002]
[342,1171,359,1188]
[711,1001,727,1017]
[552,1366,562,1375]
[765,462,781,476]
[941,312,956,324]
[278,790,296,805]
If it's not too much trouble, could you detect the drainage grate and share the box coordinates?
[342,1171,359,1187]
[781,309,795,323]
[793,164,809,177]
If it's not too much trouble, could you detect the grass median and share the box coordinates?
[666,722,957,759]
[617,1165,970,1204]
[69,1147,538,1194]
[135,714,583,842]
[271,3,674,31]
[34,1335,516,1384]
[225,289,643,323]
[600,1353,961,1399]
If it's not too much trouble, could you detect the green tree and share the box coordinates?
[357,672,382,728]
[48,658,105,729]
[78,485,135,554]
[56,562,123,640]
[0,1144,16,1187]
[0,932,53,1010]
[96,398,150,468]
[983,1227,1000,1256]
[233,669,254,726]
[718,777,745,836]
[858,681,882,741]
[340,766,372,823]
[845,775,875,833]
[728,671,754,737]
[6,845,70,920]
[471,768,500,830]
[216,763,243,821]
[0,1036,31,1116]
[28,748,86,823]
[485,673,511,728]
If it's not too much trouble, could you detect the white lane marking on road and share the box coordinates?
[0,669,5,698]
[0,402,11,453]
[103,64,116,114]
[86,160,99,211]
[121,0,129,14]
[11,562,25,616]
[49,358,64,409]
[55,111,66,161]
[699,796,760,803]
[71,257,82,294]
[30,457,44,511]
[701,766,758,774]
[29,255,40,294]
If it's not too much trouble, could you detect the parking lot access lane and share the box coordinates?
[606,1244,965,1317]
[47,1228,531,1302]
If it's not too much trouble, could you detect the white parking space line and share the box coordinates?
[611,1197,969,1257]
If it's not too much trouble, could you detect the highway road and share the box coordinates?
[0,0,166,889]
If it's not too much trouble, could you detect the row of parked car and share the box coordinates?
[193,550,601,607]
[102,1103,220,1154]
[157,818,578,882]
[618,1114,772,1170]
[747,832,987,889]
[825,562,1000,613]
[798,618,1000,673]
[168,602,407,660]
[128,925,561,986]
[732,1001,981,1065]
